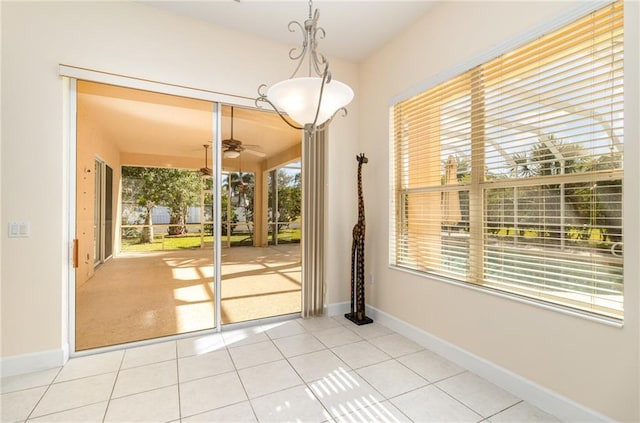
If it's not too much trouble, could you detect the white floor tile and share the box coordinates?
[182,401,257,422]
[273,333,326,357]
[356,360,428,399]
[121,341,176,369]
[104,385,179,422]
[178,349,234,382]
[313,326,363,349]
[1,386,47,423]
[180,371,247,417]
[397,349,464,382]
[436,372,520,417]
[1,368,60,394]
[331,341,391,370]
[27,402,108,423]
[222,327,270,348]
[228,340,283,369]
[112,359,177,398]
[251,385,332,423]
[309,369,386,419]
[288,349,349,382]
[238,359,303,399]
[391,385,482,422]
[31,373,117,418]
[331,315,353,327]
[262,320,308,339]
[54,350,123,382]
[368,334,423,358]
[488,401,561,422]
[298,316,343,332]
[4,316,565,423]
[335,400,411,423]
[177,333,225,358]
[342,322,394,340]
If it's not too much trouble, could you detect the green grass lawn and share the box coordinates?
[271,228,301,244]
[121,234,213,252]
[121,229,301,252]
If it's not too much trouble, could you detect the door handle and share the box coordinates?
[73,239,79,268]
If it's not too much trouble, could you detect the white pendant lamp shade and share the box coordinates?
[267,77,354,126]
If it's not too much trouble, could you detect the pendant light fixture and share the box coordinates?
[256,0,353,130]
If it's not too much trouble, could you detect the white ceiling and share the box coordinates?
[142,1,437,62]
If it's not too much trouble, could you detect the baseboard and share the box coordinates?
[327,302,611,423]
[326,301,350,317]
[1,348,67,377]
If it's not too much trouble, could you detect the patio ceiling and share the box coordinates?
[78,80,302,171]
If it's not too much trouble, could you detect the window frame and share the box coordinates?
[388,0,624,325]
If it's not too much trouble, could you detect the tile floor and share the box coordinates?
[1,316,562,422]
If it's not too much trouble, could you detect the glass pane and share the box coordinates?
[220,106,302,325]
[75,80,216,350]
[484,180,623,317]
[396,190,470,280]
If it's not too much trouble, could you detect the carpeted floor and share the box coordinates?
[75,245,301,351]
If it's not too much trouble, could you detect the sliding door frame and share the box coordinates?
[61,65,257,355]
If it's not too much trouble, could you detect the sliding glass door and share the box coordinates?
[74,81,218,350]
[67,73,303,353]
[218,105,302,325]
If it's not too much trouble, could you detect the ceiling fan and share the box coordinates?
[223,106,266,159]
[199,144,212,176]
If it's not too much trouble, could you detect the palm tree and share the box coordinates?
[223,172,255,239]
[510,152,535,178]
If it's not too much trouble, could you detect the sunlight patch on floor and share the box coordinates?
[175,302,215,333]
[171,267,201,281]
[174,284,213,303]
[76,245,300,349]
[199,265,214,278]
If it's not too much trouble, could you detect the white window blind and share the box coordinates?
[390,1,624,320]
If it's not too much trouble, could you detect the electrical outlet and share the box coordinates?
[369,272,374,284]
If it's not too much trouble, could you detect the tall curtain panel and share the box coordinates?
[302,125,326,317]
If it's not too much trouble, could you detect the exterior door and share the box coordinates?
[93,158,113,267]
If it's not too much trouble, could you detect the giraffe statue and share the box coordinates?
[345,153,373,325]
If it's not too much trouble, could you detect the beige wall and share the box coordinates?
[0,1,359,358]
[76,88,122,287]
[359,1,639,421]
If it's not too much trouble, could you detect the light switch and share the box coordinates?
[8,222,30,238]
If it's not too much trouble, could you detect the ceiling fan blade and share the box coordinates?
[223,107,268,158]
[222,138,242,148]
